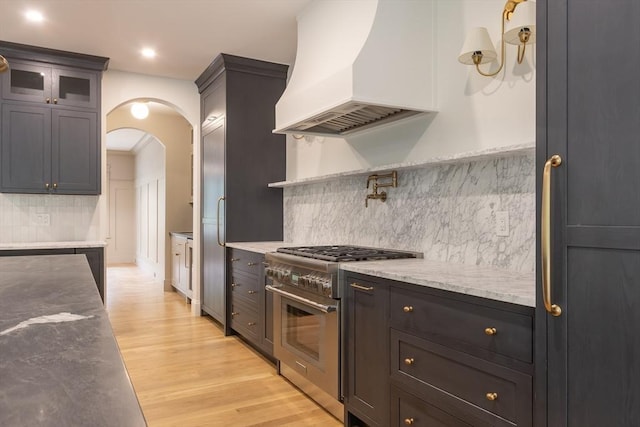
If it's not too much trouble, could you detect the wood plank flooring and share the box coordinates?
[106,264,342,427]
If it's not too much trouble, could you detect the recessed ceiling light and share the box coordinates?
[141,48,156,59]
[25,10,44,23]
[130,103,149,120]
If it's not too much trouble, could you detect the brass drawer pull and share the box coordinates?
[231,311,239,317]
[485,327,497,336]
[247,322,256,326]
[350,283,374,292]
[248,290,257,295]
[404,418,414,425]
[403,306,413,313]
[231,283,237,288]
[247,262,258,266]
[230,258,240,262]
[486,392,498,401]
[404,358,414,366]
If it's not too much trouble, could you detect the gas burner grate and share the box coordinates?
[277,245,417,262]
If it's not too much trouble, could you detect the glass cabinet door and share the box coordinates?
[1,61,52,103]
[52,68,97,108]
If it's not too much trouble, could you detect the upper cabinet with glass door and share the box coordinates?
[2,59,98,109]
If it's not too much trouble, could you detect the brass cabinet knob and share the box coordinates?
[484,327,497,336]
[404,358,414,366]
[403,306,414,313]
[230,258,240,262]
[231,311,239,317]
[45,183,50,189]
[247,322,256,326]
[248,290,256,295]
[486,392,498,401]
[53,98,58,104]
[247,262,258,266]
[231,283,237,288]
[404,418,414,425]
[52,183,57,189]
[46,98,51,103]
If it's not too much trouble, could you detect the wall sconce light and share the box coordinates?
[458,0,536,77]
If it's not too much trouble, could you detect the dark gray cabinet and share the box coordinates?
[344,274,390,427]
[536,1,640,426]
[0,41,107,195]
[344,272,534,427]
[196,54,287,328]
[227,248,273,357]
[0,247,105,302]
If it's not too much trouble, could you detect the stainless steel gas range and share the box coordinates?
[265,245,421,421]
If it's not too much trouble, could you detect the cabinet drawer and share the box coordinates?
[228,248,264,276]
[230,300,260,341]
[391,329,532,426]
[391,386,493,427]
[230,270,261,306]
[390,286,533,363]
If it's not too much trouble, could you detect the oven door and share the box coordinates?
[267,285,339,400]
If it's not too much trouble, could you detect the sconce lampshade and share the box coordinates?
[458,27,497,65]
[504,1,536,45]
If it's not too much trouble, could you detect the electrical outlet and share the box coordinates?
[35,213,50,226]
[496,211,509,236]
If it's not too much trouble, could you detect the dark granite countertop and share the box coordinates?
[0,255,146,427]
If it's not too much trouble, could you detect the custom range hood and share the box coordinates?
[274,0,435,138]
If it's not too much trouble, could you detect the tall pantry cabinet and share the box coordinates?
[195,54,287,327]
[536,1,640,425]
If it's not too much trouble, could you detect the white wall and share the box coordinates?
[102,70,202,314]
[285,0,536,180]
[134,138,165,278]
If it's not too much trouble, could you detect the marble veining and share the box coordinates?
[341,258,535,307]
[0,255,146,427]
[1,312,94,336]
[284,151,535,273]
[226,241,292,254]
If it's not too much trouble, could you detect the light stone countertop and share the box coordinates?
[0,240,107,250]
[340,258,535,307]
[226,241,292,254]
[0,255,146,426]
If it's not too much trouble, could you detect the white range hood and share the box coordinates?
[274,0,436,138]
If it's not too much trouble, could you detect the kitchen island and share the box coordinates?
[0,255,146,427]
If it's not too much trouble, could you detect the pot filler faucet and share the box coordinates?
[365,171,398,207]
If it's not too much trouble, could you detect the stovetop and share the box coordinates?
[277,245,419,262]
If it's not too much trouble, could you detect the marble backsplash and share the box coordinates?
[0,194,99,243]
[283,152,535,273]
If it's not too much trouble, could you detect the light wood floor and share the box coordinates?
[106,264,342,427]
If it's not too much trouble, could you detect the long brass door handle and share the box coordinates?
[541,155,562,317]
[217,196,225,247]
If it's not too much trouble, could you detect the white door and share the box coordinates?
[107,179,136,264]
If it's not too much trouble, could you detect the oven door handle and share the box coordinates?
[265,285,337,313]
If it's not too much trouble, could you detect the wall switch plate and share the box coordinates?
[35,213,50,226]
[496,211,509,236]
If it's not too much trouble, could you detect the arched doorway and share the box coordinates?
[106,100,193,290]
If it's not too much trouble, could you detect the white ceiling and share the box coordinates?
[0,0,311,80]
[106,128,149,152]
